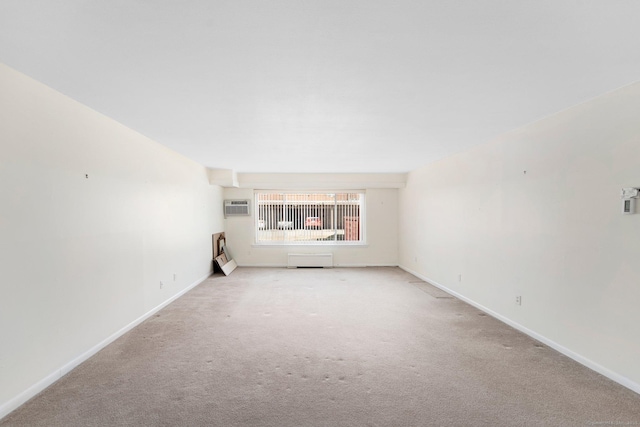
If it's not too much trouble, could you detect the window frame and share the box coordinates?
[254,190,366,246]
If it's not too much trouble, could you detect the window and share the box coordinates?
[255,192,365,244]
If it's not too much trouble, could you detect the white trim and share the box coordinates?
[287,253,333,268]
[335,263,399,267]
[237,264,288,268]
[251,244,369,248]
[252,242,368,247]
[236,264,398,268]
[399,265,640,396]
[0,272,212,421]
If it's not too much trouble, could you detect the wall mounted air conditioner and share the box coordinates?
[224,200,250,217]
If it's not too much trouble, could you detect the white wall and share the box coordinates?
[399,82,640,391]
[0,63,224,416]
[223,185,398,267]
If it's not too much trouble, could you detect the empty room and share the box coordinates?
[1,1,640,426]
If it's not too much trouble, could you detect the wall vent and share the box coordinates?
[224,200,250,217]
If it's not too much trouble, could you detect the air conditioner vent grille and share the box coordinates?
[224,200,250,217]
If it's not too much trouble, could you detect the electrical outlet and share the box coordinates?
[515,296,522,305]
[458,274,462,282]
[173,273,176,281]
[160,281,164,289]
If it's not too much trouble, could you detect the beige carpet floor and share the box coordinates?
[2,267,639,426]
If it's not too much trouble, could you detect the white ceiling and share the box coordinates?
[1,1,640,173]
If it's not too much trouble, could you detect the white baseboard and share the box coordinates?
[237,263,288,268]
[335,263,398,267]
[399,265,640,396]
[237,263,399,268]
[0,272,212,421]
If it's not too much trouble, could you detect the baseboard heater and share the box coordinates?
[287,253,333,268]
